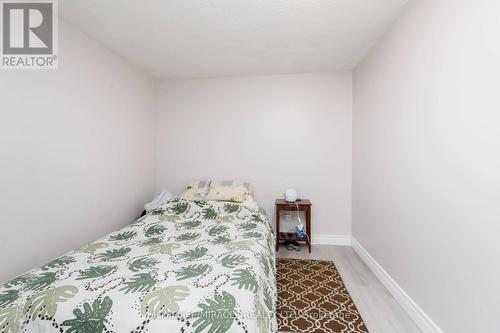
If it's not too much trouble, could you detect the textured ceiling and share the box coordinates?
[60,0,408,80]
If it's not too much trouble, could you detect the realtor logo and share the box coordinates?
[1,0,58,69]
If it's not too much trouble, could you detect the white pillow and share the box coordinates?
[210,181,256,197]
[144,190,174,212]
[206,185,248,203]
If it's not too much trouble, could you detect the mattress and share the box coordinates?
[0,198,277,333]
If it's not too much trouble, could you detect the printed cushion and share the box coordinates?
[211,181,255,197]
[181,188,209,200]
[206,185,248,203]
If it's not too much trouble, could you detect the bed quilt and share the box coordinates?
[0,198,276,333]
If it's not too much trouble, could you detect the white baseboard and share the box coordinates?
[312,234,351,246]
[351,237,443,333]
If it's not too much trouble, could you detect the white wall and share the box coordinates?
[0,21,157,283]
[156,72,352,237]
[353,0,500,332]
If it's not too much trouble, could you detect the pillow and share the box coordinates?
[211,181,255,197]
[144,190,174,212]
[181,188,209,200]
[206,185,248,203]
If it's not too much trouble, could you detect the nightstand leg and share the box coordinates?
[306,208,311,253]
[275,206,280,252]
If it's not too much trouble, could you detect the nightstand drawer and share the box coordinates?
[280,203,304,210]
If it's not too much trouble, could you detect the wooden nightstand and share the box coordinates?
[275,199,312,253]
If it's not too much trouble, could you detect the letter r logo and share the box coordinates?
[2,2,53,54]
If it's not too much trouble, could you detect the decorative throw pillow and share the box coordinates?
[181,188,209,200]
[211,181,255,197]
[206,185,248,203]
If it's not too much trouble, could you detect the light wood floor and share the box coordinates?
[276,245,421,333]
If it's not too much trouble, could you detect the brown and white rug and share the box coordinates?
[277,258,369,333]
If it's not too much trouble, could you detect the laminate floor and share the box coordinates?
[276,245,421,333]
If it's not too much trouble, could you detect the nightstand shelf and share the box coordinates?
[275,199,312,253]
[278,232,307,242]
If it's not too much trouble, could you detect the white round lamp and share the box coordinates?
[284,189,298,202]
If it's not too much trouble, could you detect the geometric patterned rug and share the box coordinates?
[277,258,369,333]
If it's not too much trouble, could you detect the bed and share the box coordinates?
[0,198,277,333]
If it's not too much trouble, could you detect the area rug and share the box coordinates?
[277,258,369,333]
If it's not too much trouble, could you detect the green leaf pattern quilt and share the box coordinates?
[0,199,277,333]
